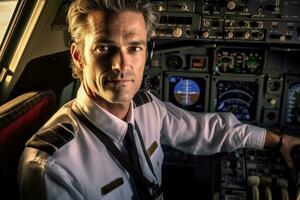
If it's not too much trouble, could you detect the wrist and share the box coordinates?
[273,134,284,151]
[265,130,283,150]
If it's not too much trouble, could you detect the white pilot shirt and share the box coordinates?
[18,85,266,200]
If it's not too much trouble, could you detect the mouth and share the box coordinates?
[105,79,134,86]
[104,72,135,87]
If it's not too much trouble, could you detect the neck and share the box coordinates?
[94,98,130,120]
[83,85,130,120]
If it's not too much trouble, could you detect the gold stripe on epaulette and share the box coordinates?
[147,141,158,157]
[101,177,124,195]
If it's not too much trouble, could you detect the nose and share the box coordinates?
[111,50,130,72]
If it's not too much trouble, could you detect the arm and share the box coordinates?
[18,148,84,200]
[159,100,265,155]
[264,130,281,148]
[264,130,300,168]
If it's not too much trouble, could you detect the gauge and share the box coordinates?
[218,98,251,120]
[285,83,300,125]
[166,54,183,69]
[217,55,235,71]
[215,51,242,73]
[174,79,200,106]
[245,53,263,73]
[216,80,258,121]
[168,75,207,112]
[215,48,264,74]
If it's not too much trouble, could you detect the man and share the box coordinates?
[18,0,300,200]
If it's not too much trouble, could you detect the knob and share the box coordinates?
[258,22,264,29]
[227,1,236,10]
[280,35,286,41]
[181,4,188,11]
[253,31,264,40]
[227,31,234,39]
[257,7,264,14]
[245,22,250,28]
[244,32,250,39]
[203,31,209,38]
[203,19,210,27]
[243,7,249,12]
[269,98,277,105]
[158,5,164,12]
[172,27,183,38]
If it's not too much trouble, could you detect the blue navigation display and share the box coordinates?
[216,80,258,122]
[285,83,300,125]
[168,76,206,112]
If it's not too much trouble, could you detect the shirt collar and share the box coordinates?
[74,85,135,143]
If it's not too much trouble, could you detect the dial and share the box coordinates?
[285,83,300,125]
[216,80,258,121]
[174,79,200,106]
[166,55,183,69]
[168,76,207,112]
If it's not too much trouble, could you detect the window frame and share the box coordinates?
[0,0,39,83]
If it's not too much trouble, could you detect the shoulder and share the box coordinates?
[133,91,154,108]
[26,123,75,155]
[133,91,168,121]
[133,91,167,111]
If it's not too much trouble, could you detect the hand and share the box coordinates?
[279,134,300,169]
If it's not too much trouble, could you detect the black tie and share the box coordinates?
[123,123,152,200]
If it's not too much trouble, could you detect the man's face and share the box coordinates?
[74,11,147,105]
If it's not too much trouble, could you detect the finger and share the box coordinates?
[283,152,294,169]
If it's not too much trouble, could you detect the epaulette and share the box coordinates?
[26,123,75,155]
[133,91,153,108]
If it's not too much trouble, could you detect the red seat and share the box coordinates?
[0,90,56,200]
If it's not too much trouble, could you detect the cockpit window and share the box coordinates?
[0,0,18,46]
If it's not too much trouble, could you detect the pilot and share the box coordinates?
[18,0,300,200]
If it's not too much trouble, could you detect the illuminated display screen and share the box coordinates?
[168,76,206,112]
[215,48,264,74]
[284,83,300,125]
[215,80,258,122]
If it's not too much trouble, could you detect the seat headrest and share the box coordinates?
[0,90,56,199]
[0,91,55,127]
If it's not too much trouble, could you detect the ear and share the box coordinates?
[70,43,83,69]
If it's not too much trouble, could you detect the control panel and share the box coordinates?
[162,145,300,200]
[145,43,300,129]
[220,148,299,200]
[214,47,265,74]
[210,76,264,123]
[142,1,300,200]
[150,0,300,44]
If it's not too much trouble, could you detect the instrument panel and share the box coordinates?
[142,1,300,199]
[165,72,210,112]
[211,77,263,122]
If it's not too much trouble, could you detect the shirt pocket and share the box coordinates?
[147,141,164,183]
[101,177,133,200]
